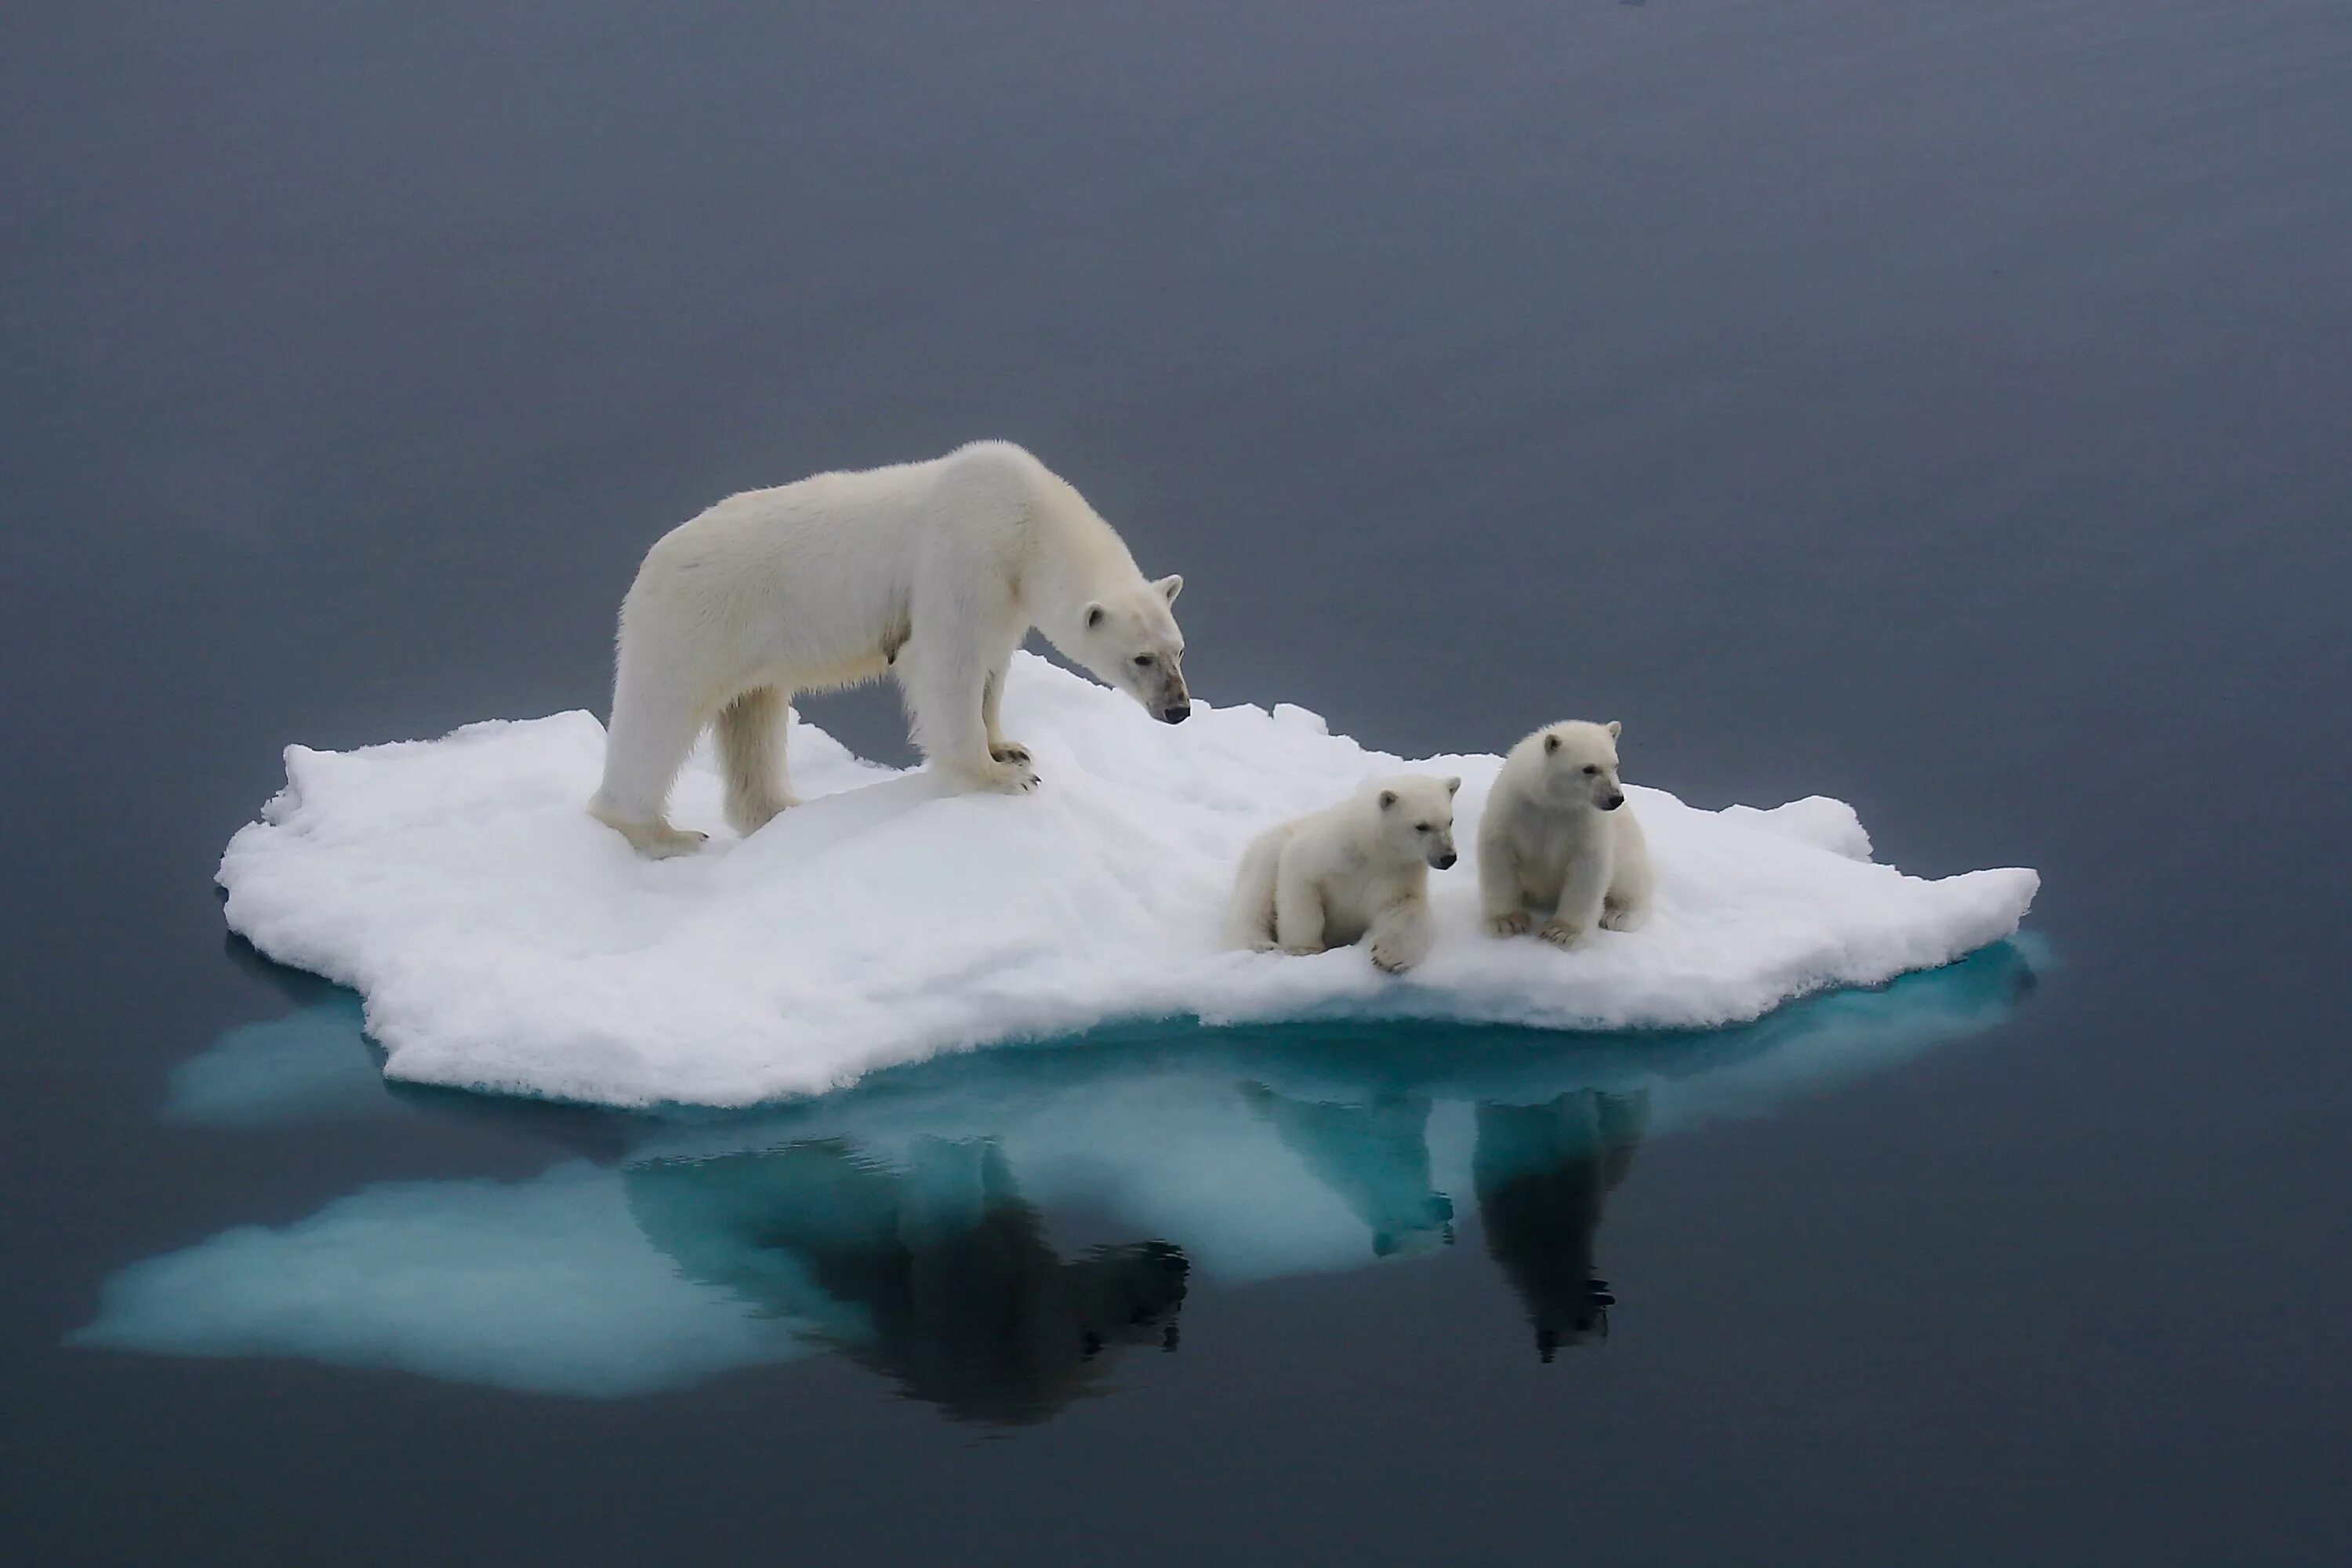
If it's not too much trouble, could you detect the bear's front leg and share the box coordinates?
[906,637,1038,795]
[981,661,1030,767]
[1536,916,1584,949]
[1272,861,1327,956]
[1541,848,1611,949]
[1367,898,1434,975]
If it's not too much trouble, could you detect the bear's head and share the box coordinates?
[1370,774,1461,869]
[1075,575,1190,724]
[1536,720,1628,811]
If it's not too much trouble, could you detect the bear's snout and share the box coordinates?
[1161,702,1192,724]
[1602,793,1625,811]
[1435,851,1458,869]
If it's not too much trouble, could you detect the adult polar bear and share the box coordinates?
[590,441,1191,857]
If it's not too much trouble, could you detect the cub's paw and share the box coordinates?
[1538,920,1584,949]
[1486,911,1533,938]
[1279,945,1323,958]
[1598,904,1646,932]
[1370,942,1419,975]
[989,741,1033,765]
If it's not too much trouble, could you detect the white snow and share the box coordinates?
[216,653,2038,1108]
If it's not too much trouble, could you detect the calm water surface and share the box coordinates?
[5,2,2349,1563]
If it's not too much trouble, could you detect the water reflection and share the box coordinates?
[626,1138,1188,1425]
[1475,1092,1647,1360]
[1241,1085,1455,1258]
[79,942,2038,1417]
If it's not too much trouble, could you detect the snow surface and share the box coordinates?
[217,653,2038,1108]
[81,941,2039,1399]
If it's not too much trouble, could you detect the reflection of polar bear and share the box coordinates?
[1479,720,1655,948]
[590,441,1192,857]
[1225,775,1461,973]
[1239,1083,1454,1257]
[1473,1091,1648,1361]
[623,1137,1189,1425]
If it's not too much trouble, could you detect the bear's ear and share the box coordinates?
[1606,720,1621,739]
[1378,789,1398,810]
[1544,732,1561,755]
[1085,603,1105,630]
[1445,776,1461,795]
[1154,574,1184,605]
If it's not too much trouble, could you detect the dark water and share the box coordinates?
[5,2,2349,1563]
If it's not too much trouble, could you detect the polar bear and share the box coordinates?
[1479,720,1655,947]
[589,441,1191,856]
[1225,775,1461,974]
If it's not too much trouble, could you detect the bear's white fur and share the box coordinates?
[590,441,1190,856]
[1225,775,1461,974]
[1479,720,1656,948]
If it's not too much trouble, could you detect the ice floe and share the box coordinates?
[217,654,2038,1106]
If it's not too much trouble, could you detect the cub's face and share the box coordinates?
[1080,575,1189,723]
[1539,720,1627,810]
[1374,775,1461,868]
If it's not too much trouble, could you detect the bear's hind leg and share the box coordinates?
[717,684,800,837]
[1223,829,1287,951]
[590,665,711,858]
[1478,832,1534,938]
[1598,813,1655,931]
[1598,891,1650,932]
[590,808,708,859]
[1272,860,1328,956]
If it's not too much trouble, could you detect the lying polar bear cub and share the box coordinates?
[1479,720,1656,947]
[590,441,1191,858]
[1225,775,1461,974]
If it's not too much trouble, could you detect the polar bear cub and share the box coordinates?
[1225,775,1461,974]
[589,441,1191,857]
[1479,720,1656,948]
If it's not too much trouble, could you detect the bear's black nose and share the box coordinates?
[1162,702,1191,724]
[1436,851,1458,869]
[1602,793,1624,811]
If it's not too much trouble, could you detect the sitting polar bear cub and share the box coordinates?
[1479,720,1656,947]
[590,441,1191,857]
[1225,775,1461,974]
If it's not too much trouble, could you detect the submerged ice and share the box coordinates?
[80,942,2037,1407]
[216,653,2038,1107]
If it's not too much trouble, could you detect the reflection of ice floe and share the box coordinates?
[162,992,387,1127]
[79,941,2038,1410]
[217,653,2038,1105]
[71,1162,809,1396]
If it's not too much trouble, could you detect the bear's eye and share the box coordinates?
[1415,822,1431,833]
[1133,654,1155,667]
[1581,764,1599,775]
